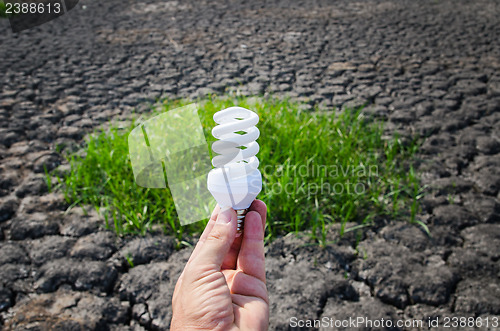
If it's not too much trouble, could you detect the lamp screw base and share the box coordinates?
[236,209,248,236]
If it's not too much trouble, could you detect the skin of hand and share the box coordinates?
[171,200,269,331]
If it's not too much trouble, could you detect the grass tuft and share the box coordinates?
[0,1,11,19]
[50,96,423,245]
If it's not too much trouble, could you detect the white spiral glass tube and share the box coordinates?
[207,107,262,233]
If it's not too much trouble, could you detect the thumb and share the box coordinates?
[191,207,237,268]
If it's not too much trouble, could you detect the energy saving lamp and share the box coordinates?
[207,107,262,234]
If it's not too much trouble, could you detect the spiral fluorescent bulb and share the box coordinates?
[207,107,262,234]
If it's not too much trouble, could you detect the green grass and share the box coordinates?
[0,1,8,19]
[50,96,423,246]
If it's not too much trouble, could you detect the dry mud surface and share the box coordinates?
[1,0,500,330]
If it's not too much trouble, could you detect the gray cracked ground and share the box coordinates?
[1,0,500,330]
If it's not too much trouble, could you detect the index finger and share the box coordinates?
[236,210,266,282]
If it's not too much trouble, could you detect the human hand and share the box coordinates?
[171,200,269,331]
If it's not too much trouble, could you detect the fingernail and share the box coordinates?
[216,206,233,224]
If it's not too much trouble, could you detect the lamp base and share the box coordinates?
[236,208,248,236]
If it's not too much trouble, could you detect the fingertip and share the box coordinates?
[243,210,264,241]
[250,199,267,212]
[249,200,267,226]
[246,210,261,220]
[193,207,238,267]
[210,204,221,221]
[213,207,238,241]
[216,206,237,224]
